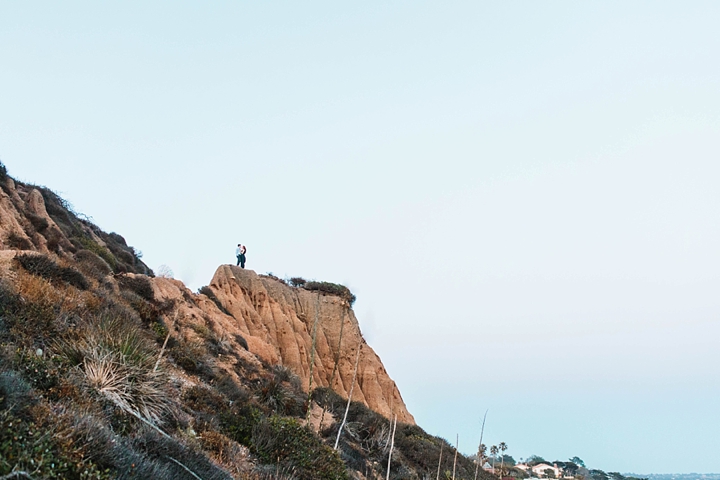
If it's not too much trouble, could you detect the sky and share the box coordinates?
[2,1,720,474]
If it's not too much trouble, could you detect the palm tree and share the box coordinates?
[499,442,508,478]
[490,445,499,474]
[475,444,487,480]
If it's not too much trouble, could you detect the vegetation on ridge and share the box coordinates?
[283,276,356,306]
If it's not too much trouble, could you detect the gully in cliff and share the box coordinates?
[235,243,247,268]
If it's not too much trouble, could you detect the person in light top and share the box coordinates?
[235,244,247,268]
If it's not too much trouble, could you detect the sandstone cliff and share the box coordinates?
[0,172,413,424]
[207,266,413,424]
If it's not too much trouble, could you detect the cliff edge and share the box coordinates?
[208,266,413,424]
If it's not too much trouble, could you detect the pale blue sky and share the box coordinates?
[2,1,720,473]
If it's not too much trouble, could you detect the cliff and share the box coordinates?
[0,164,486,479]
[0,170,412,425]
[208,266,413,424]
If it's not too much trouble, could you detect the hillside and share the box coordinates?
[0,162,489,479]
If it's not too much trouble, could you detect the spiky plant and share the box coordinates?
[55,310,175,425]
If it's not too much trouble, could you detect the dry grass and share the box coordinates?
[15,253,89,290]
[55,312,175,426]
[199,430,254,477]
[16,268,101,316]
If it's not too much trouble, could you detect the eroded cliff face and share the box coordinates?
[141,267,414,425]
[204,266,414,424]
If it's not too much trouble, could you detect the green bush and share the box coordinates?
[303,281,356,306]
[15,253,89,290]
[252,373,305,416]
[0,379,111,480]
[15,348,63,392]
[168,339,217,380]
[184,384,260,447]
[117,274,155,302]
[75,249,113,278]
[75,236,118,271]
[0,408,112,479]
[251,415,348,480]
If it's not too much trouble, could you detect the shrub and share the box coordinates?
[252,374,304,417]
[6,231,33,250]
[44,228,65,253]
[168,339,215,379]
[101,232,154,276]
[214,374,251,404]
[130,427,234,480]
[235,334,249,350]
[15,348,63,392]
[311,387,345,414]
[198,285,231,316]
[303,281,356,306]
[26,212,49,232]
[0,386,112,480]
[0,161,6,180]
[75,236,118,271]
[261,273,287,285]
[117,274,155,302]
[15,253,89,290]
[69,414,233,480]
[121,290,171,326]
[75,249,112,278]
[38,187,76,232]
[219,404,263,447]
[289,277,307,287]
[0,408,112,479]
[0,371,32,410]
[251,415,348,480]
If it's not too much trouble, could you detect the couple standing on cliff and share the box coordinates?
[235,244,247,268]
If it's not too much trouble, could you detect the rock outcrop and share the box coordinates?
[206,266,414,424]
[0,172,413,424]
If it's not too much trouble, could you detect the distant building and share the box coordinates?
[531,463,563,478]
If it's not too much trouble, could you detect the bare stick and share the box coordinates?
[154,331,171,372]
[385,414,398,480]
[127,407,171,439]
[167,456,203,480]
[452,434,459,480]
[305,292,321,422]
[475,410,488,480]
[154,311,177,372]
[436,443,443,480]
[334,344,362,450]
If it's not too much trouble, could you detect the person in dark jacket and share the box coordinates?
[235,244,247,268]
